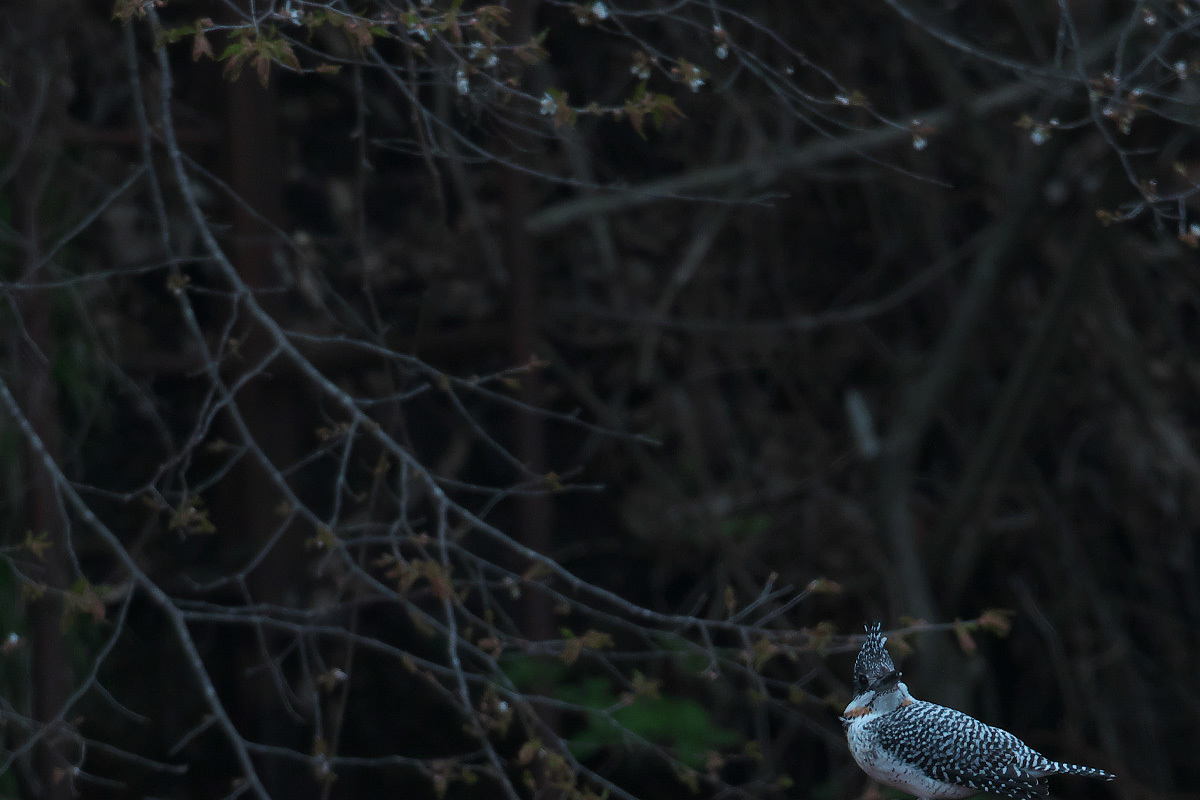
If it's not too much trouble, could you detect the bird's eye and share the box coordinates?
[854,674,867,693]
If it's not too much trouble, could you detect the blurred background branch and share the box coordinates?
[0,0,1195,797]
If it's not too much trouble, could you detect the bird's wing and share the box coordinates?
[875,702,1050,800]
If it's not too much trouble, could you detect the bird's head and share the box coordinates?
[853,621,899,696]
[842,621,909,725]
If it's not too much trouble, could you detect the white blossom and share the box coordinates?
[456,69,469,95]
[540,92,558,116]
[591,2,609,20]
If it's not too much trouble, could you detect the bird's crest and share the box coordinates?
[853,621,896,694]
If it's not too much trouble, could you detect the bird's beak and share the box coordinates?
[872,671,902,691]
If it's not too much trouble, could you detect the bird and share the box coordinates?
[841,622,1114,800]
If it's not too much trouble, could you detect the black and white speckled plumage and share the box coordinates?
[842,623,1114,800]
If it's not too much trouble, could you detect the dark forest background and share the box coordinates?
[0,0,1195,798]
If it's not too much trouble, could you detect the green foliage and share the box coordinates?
[502,653,740,770]
[717,512,771,541]
[559,627,614,664]
[624,81,685,138]
[61,578,109,631]
[652,631,714,674]
[558,676,739,767]
[23,531,52,561]
[167,494,216,537]
[220,28,301,87]
[298,9,392,50]
[155,18,211,50]
[501,651,568,688]
[544,88,578,130]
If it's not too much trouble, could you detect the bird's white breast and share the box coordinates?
[845,714,974,800]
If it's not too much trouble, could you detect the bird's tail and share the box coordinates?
[1051,761,1115,781]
